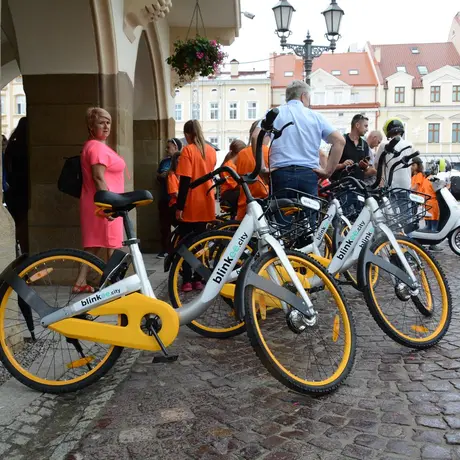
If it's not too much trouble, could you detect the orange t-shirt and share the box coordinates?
[220,160,238,195]
[167,172,179,207]
[411,172,424,192]
[176,143,216,222]
[236,145,270,221]
[420,176,439,221]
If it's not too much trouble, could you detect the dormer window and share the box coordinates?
[411,47,420,54]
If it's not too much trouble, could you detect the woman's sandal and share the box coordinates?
[72,284,95,294]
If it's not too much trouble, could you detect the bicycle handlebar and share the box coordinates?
[319,175,367,195]
[190,108,291,191]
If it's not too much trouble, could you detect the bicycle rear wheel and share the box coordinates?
[0,249,124,393]
[168,230,253,338]
[244,250,356,395]
[363,236,451,349]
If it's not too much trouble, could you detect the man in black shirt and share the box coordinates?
[331,114,376,182]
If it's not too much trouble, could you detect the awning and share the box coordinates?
[420,155,460,164]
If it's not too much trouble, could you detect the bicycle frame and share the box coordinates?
[40,200,317,328]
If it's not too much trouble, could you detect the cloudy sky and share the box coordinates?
[221,0,460,71]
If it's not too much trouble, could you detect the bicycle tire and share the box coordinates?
[244,249,356,395]
[168,230,252,338]
[363,235,452,349]
[0,248,125,394]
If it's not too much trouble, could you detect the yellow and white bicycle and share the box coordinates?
[0,109,356,395]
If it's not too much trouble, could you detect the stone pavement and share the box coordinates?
[2,246,460,459]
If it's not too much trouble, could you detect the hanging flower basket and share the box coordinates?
[166,36,227,86]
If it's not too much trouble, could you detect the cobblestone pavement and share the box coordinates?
[2,248,460,459]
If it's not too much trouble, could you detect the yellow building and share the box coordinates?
[174,60,271,164]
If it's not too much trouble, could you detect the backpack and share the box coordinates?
[58,155,82,198]
[450,176,460,200]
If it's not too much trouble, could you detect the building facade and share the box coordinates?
[270,52,380,135]
[367,12,460,165]
[1,75,26,136]
[174,60,271,164]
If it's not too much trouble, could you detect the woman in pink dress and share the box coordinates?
[74,107,126,293]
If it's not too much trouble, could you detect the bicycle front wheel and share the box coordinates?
[0,249,124,393]
[244,250,356,395]
[363,236,451,349]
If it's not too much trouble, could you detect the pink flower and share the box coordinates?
[196,51,205,59]
[184,64,188,69]
[210,40,217,47]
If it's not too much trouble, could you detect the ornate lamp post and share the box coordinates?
[272,0,345,86]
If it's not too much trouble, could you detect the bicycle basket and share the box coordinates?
[263,188,327,248]
[379,188,431,233]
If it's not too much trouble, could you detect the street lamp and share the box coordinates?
[272,0,345,86]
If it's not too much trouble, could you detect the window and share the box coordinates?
[351,92,359,103]
[428,123,440,143]
[247,101,258,119]
[174,103,183,121]
[314,92,325,105]
[211,88,218,93]
[431,86,441,103]
[338,112,344,117]
[191,103,200,120]
[411,47,420,54]
[228,102,238,120]
[229,88,236,93]
[396,66,406,73]
[349,69,359,75]
[453,86,460,102]
[331,70,341,76]
[249,88,255,92]
[334,92,342,104]
[418,66,428,75]
[228,137,237,146]
[209,137,219,148]
[174,88,180,95]
[210,102,220,120]
[284,71,294,77]
[395,87,405,103]
[1,96,5,115]
[14,76,22,83]
[453,123,460,143]
[15,95,26,115]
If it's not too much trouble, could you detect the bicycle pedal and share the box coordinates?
[152,354,179,363]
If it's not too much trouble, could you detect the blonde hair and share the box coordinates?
[222,139,246,166]
[248,120,261,146]
[86,107,111,131]
[184,119,207,159]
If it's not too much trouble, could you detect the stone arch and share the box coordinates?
[133,24,171,251]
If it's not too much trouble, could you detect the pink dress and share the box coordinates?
[80,139,125,248]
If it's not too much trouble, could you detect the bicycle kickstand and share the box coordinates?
[148,324,179,364]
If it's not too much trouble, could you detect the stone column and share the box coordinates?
[25,72,134,252]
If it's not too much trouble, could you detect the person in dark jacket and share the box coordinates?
[156,137,182,258]
[4,117,29,253]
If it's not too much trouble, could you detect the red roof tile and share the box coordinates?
[370,42,460,88]
[270,52,378,87]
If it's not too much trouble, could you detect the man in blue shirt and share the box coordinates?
[251,80,344,198]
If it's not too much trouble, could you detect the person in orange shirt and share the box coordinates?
[167,152,180,214]
[219,139,246,214]
[176,120,217,292]
[419,164,442,251]
[235,121,271,221]
[411,157,425,192]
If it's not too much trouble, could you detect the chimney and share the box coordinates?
[230,59,239,78]
[374,47,381,63]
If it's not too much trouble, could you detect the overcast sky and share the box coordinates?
[220,0,459,71]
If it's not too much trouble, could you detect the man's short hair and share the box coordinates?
[351,113,369,128]
[285,80,312,102]
[368,130,383,140]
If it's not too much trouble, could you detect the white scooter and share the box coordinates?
[410,176,460,255]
